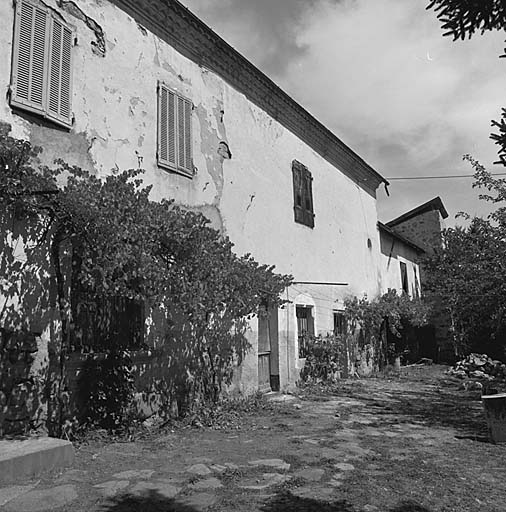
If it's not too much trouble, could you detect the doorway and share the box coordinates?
[258,302,279,392]
[296,305,314,358]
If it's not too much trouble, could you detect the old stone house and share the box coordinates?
[0,0,428,432]
[384,197,451,362]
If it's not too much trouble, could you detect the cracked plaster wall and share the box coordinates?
[1,0,386,391]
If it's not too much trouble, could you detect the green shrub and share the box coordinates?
[300,333,348,384]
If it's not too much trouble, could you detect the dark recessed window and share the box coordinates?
[71,293,144,352]
[400,261,409,294]
[333,311,348,336]
[296,305,314,357]
[292,160,314,228]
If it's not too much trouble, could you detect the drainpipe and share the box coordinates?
[286,287,290,385]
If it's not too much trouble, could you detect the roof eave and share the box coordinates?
[112,0,389,193]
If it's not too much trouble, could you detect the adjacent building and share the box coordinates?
[385,197,452,362]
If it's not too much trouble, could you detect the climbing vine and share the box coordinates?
[0,126,292,433]
[344,289,431,365]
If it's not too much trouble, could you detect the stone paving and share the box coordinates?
[1,458,296,510]
[0,409,434,511]
[0,368,504,511]
[0,404,385,511]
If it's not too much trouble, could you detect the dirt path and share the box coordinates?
[2,365,506,512]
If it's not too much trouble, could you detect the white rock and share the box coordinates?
[248,458,290,471]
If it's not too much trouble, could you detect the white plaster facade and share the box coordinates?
[0,0,411,393]
[378,224,423,299]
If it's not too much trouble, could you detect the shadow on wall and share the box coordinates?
[67,300,251,427]
[0,198,253,434]
[0,206,62,437]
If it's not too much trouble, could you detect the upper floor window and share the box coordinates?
[157,83,193,177]
[10,0,74,127]
[292,160,314,228]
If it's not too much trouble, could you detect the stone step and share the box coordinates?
[0,437,74,484]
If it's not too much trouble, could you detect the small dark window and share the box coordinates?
[296,305,314,357]
[333,311,347,336]
[292,160,314,228]
[400,262,409,294]
[71,293,145,352]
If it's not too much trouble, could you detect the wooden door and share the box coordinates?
[258,304,271,392]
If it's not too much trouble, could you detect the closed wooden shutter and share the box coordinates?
[11,0,49,115]
[11,0,73,127]
[46,17,73,125]
[158,84,192,175]
[158,85,177,168]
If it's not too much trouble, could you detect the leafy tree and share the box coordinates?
[424,157,506,359]
[424,2,506,359]
[427,0,506,166]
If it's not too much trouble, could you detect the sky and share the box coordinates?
[182,0,506,226]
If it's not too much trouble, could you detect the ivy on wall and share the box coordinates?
[344,289,431,367]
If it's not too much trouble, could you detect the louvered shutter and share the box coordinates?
[11,0,50,115]
[292,160,315,228]
[46,17,73,126]
[158,85,177,168]
[304,168,315,228]
[177,96,193,174]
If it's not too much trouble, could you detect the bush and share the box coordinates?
[300,334,348,384]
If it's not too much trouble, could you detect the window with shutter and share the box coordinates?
[10,0,74,128]
[292,160,315,228]
[158,83,193,177]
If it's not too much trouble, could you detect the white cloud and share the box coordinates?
[278,0,506,222]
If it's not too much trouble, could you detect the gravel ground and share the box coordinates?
[1,364,505,512]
